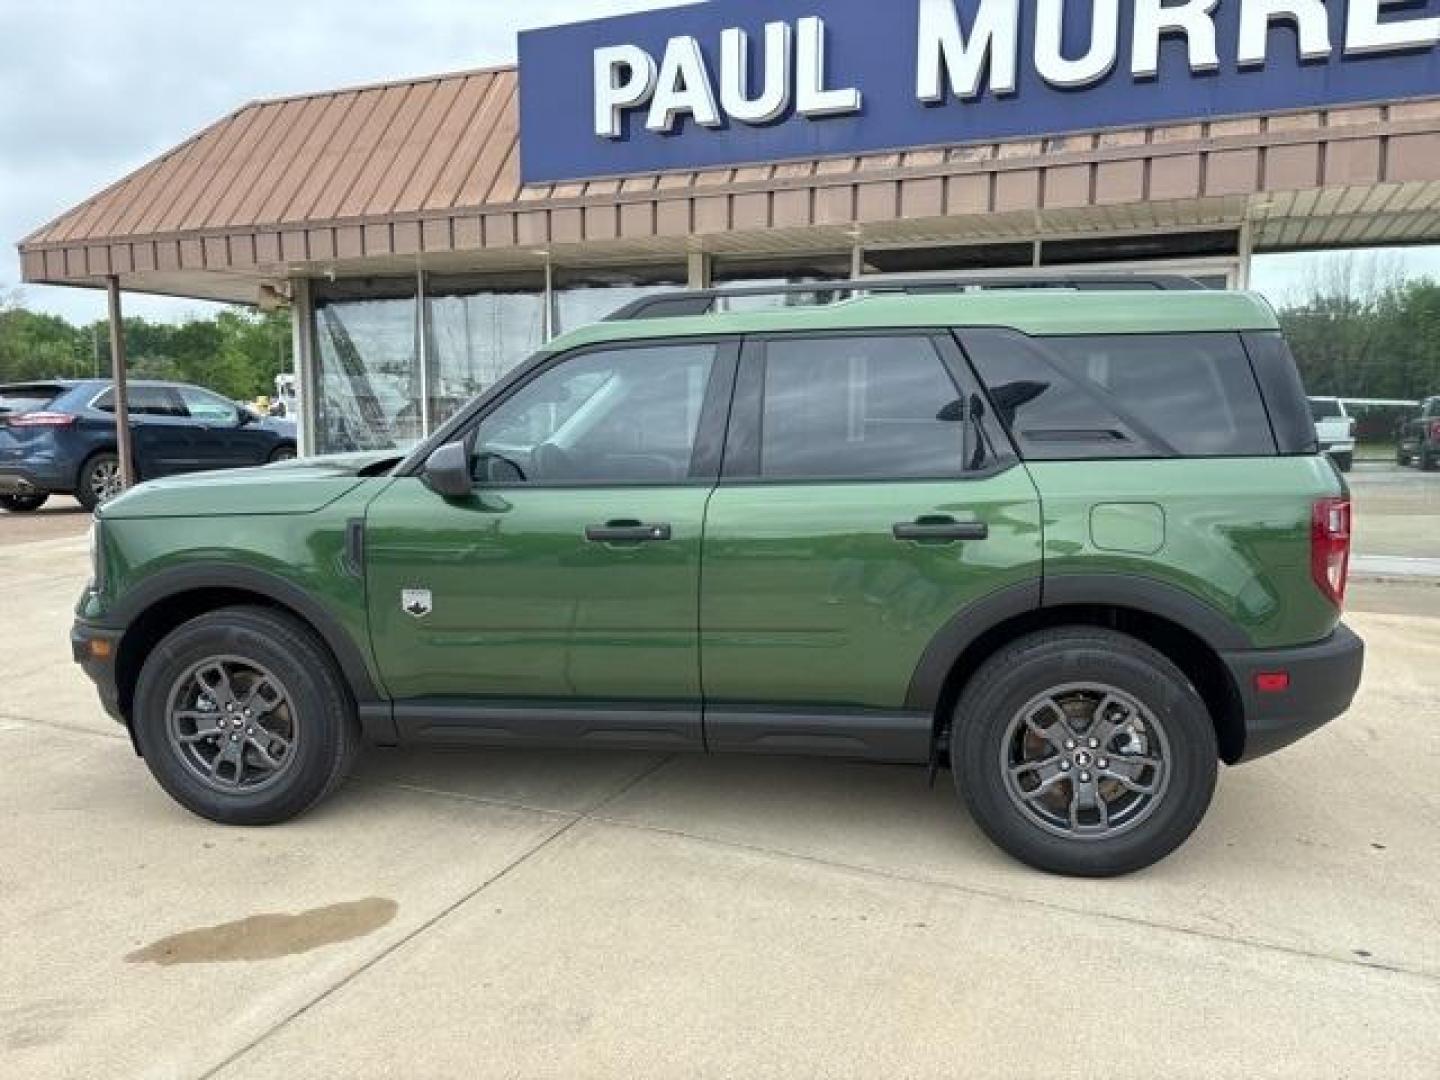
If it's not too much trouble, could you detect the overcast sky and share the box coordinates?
[2,0,1437,324]
[0,0,683,324]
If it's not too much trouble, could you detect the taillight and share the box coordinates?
[1311,498,1351,608]
[1429,420,1440,443]
[7,411,77,428]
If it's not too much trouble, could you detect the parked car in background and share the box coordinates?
[1308,397,1355,472]
[0,379,297,512]
[1396,396,1440,471]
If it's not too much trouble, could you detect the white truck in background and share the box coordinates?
[1309,397,1355,472]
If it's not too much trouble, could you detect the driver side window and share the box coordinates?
[470,343,717,485]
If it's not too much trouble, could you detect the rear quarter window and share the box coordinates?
[960,330,1277,459]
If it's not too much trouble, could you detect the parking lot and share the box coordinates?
[2,465,1437,1079]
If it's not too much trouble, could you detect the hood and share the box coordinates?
[99,451,399,519]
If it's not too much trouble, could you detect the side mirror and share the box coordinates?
[421,440,472,499]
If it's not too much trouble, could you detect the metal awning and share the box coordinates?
[17,65,1440,303]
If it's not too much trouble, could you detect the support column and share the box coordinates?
[687,250,711,289]
[291,277,319,457]
[104,276,136,491]
[1236,221,1254,289]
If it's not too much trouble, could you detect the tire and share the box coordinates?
[268,444,297,464]
[75,452,124,511]
[1422,451,1438,473]
[131,606,360,825]
[951,627,1218,877]
[1396,449,1411,467]
[0,492,49,512]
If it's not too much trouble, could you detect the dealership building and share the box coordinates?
[17,0,1440,455]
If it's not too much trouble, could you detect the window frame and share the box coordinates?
[430,336,741,491]
[720,328,1016,485]
[89,384,187,418]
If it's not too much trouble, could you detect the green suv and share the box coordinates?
[72,282,1363,876]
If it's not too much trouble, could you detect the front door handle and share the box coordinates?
[585,520,673,544]
[892,516,988,542]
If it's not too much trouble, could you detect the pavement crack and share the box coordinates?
[0,711,127,742]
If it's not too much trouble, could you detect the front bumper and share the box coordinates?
[71,620,125,724]
[1221,622,1364,762]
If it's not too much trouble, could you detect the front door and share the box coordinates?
[364,339,736,750]
[173,385,267,468]
[699,332,1043,755]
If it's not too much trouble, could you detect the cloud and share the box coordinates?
[0,0,681,323]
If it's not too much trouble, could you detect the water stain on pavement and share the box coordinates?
[125,897,398,965]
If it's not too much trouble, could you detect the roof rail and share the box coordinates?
[605,272,1209,321]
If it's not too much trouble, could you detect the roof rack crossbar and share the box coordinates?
[605,272,1209,321]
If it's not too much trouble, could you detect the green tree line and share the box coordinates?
[0,286,292,403]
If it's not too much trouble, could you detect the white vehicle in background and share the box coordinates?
[1309,397,1355,472]
[272,373,298,418]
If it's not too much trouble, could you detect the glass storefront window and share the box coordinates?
[312,277,419,454]
[554,265,686,333]
[426,273,546,431]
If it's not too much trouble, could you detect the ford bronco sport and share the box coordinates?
[72,279,1363,877]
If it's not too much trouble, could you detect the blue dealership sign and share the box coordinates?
[518,0,1440,184]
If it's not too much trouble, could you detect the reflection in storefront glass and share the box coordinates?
[313,279,418,455]
[427,275,546,431]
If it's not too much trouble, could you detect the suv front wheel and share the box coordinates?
[131,606,360,824]
[952,627,1218,877]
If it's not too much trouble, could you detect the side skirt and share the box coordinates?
[386,700,932,763]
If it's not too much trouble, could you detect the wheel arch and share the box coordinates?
[109,566,389,740]
[908,576,1249,765]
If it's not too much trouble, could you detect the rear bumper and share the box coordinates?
[0,463,70,495]
[1221,623,1364,763]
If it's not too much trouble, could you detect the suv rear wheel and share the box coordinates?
[952,627,1217,877]
[131,606,360,825]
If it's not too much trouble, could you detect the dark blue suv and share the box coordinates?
[0,379,297,512]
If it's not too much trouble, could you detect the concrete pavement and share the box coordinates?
[1,525,1438,1078]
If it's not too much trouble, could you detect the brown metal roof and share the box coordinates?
[18,67,1440,303]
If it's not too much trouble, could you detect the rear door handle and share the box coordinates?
[585,521,673,544]
[892,517,988,542]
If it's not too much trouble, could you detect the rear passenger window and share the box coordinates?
[962,330,1275,459]
[92,386,185,417]
[758,336,965,479]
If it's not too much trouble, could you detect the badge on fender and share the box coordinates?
[401,588,433,618]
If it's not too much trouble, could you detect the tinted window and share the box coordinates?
[92,386,184,417]
[1309,398,1342,421]
[758,336,965,479]
[176,386,239,422]
[470,343,717,484]
[963,330,1274,459]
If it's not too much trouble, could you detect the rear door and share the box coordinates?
[92,385,195,476]
[699,331,1043,757]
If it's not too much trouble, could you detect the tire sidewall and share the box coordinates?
[75,452,120,511]
[132,611,351,824]
[954,633,1218,877]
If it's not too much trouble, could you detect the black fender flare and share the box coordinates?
[904,573,1251,713]
[106,563,385,711]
